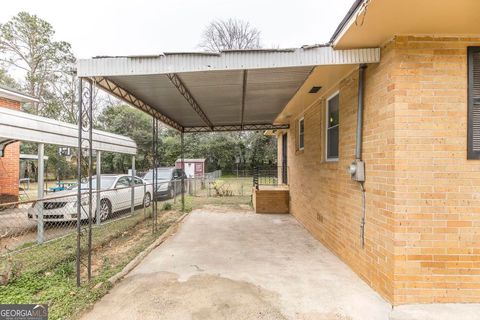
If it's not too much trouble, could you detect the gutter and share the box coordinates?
[329,0,367,45]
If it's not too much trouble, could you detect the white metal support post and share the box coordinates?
[96,150,101,225]
[131,156,135,215]
[36,143,45,244]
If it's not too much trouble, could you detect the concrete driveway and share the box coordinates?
[80,208,480,320]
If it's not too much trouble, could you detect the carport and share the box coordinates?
[75,46,379,285]
[0,107,137,244]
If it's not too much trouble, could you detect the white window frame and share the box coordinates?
[325,91,340,162]
[298,117,305,151]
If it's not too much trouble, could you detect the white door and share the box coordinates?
[185,163,195,178]
[113,176,131,210]
[133,177,145,205]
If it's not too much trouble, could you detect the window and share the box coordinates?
[133,177,144,186]
[468,47,480,159]
[326,92,340,160]
[298,117,305,150]
[115,177,131,188]
[173,169,185,179]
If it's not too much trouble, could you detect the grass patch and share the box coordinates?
[0,206,184,320]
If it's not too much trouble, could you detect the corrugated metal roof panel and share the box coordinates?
[78,47,380,77]
[0,108,137,154]
[79,46,380,130]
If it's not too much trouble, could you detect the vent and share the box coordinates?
[309,86,322,93]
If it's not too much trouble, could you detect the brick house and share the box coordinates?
[273,0,480,306]
[0,86,38,203]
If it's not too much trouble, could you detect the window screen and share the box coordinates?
[468,47,480,159]
[298,118,305,150]
[326,93,339,160]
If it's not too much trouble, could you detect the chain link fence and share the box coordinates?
[0,170,233,285]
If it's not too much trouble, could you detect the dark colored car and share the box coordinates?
[143,167,186,199]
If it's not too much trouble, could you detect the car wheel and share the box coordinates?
[169,187,175,199]
[97,199,111,222]
[143,193,151,207]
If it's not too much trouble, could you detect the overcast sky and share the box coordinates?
[0,0,353,59]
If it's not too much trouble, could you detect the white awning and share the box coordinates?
[0,108,137,155]
[77,46,380,132]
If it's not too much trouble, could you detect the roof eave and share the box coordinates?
[0,86,40,103]
[329,0,367,47]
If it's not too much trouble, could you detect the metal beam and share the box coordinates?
[183,123,290,133]
[166,73,213,130]
[181,132,185,212]
[240,70,247,128]
[93,76,184,132]
[96,151,101,225]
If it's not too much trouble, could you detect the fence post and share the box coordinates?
[207,178,210,197]
[173,180,177,204]
[36,143,45,244]
[253,166,259,190]
[131,156,135,215]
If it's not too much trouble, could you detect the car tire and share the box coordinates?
[169,187,175,199]
[143,192,151,207]
[96,199,111,223]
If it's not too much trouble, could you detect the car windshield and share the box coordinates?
[144,169,171,180]
[72,177,117,190]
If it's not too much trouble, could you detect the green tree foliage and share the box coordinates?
[0,12,77,181]
[0,12,75,115]
[96,105,277,174]
[97,104,154,173]
[0,67,19,89]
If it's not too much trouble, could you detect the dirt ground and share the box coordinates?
[81,210,182,278]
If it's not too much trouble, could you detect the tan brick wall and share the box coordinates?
[280,40,398,302]
[0,97,20,201]
[392,36,480,304]
[280,36,480,305]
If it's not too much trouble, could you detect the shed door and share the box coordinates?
[282,133,288,184]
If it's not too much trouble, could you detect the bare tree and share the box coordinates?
[199,18,261,52]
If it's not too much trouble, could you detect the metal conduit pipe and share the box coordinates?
[358,64,367,248]
[356,64,367,161]
[348,64,367,248]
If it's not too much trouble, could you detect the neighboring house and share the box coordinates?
[0,86,38,203]
[274,0,480,306]
[175,158,206,178]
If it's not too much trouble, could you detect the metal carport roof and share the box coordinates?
[77,46,380,132]
[0,107,137,155]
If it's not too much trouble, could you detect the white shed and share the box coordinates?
[175,159,206,178]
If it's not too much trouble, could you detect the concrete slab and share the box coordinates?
[390,304,480,320]
[81,208,391,319]
[80,208,480,320]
